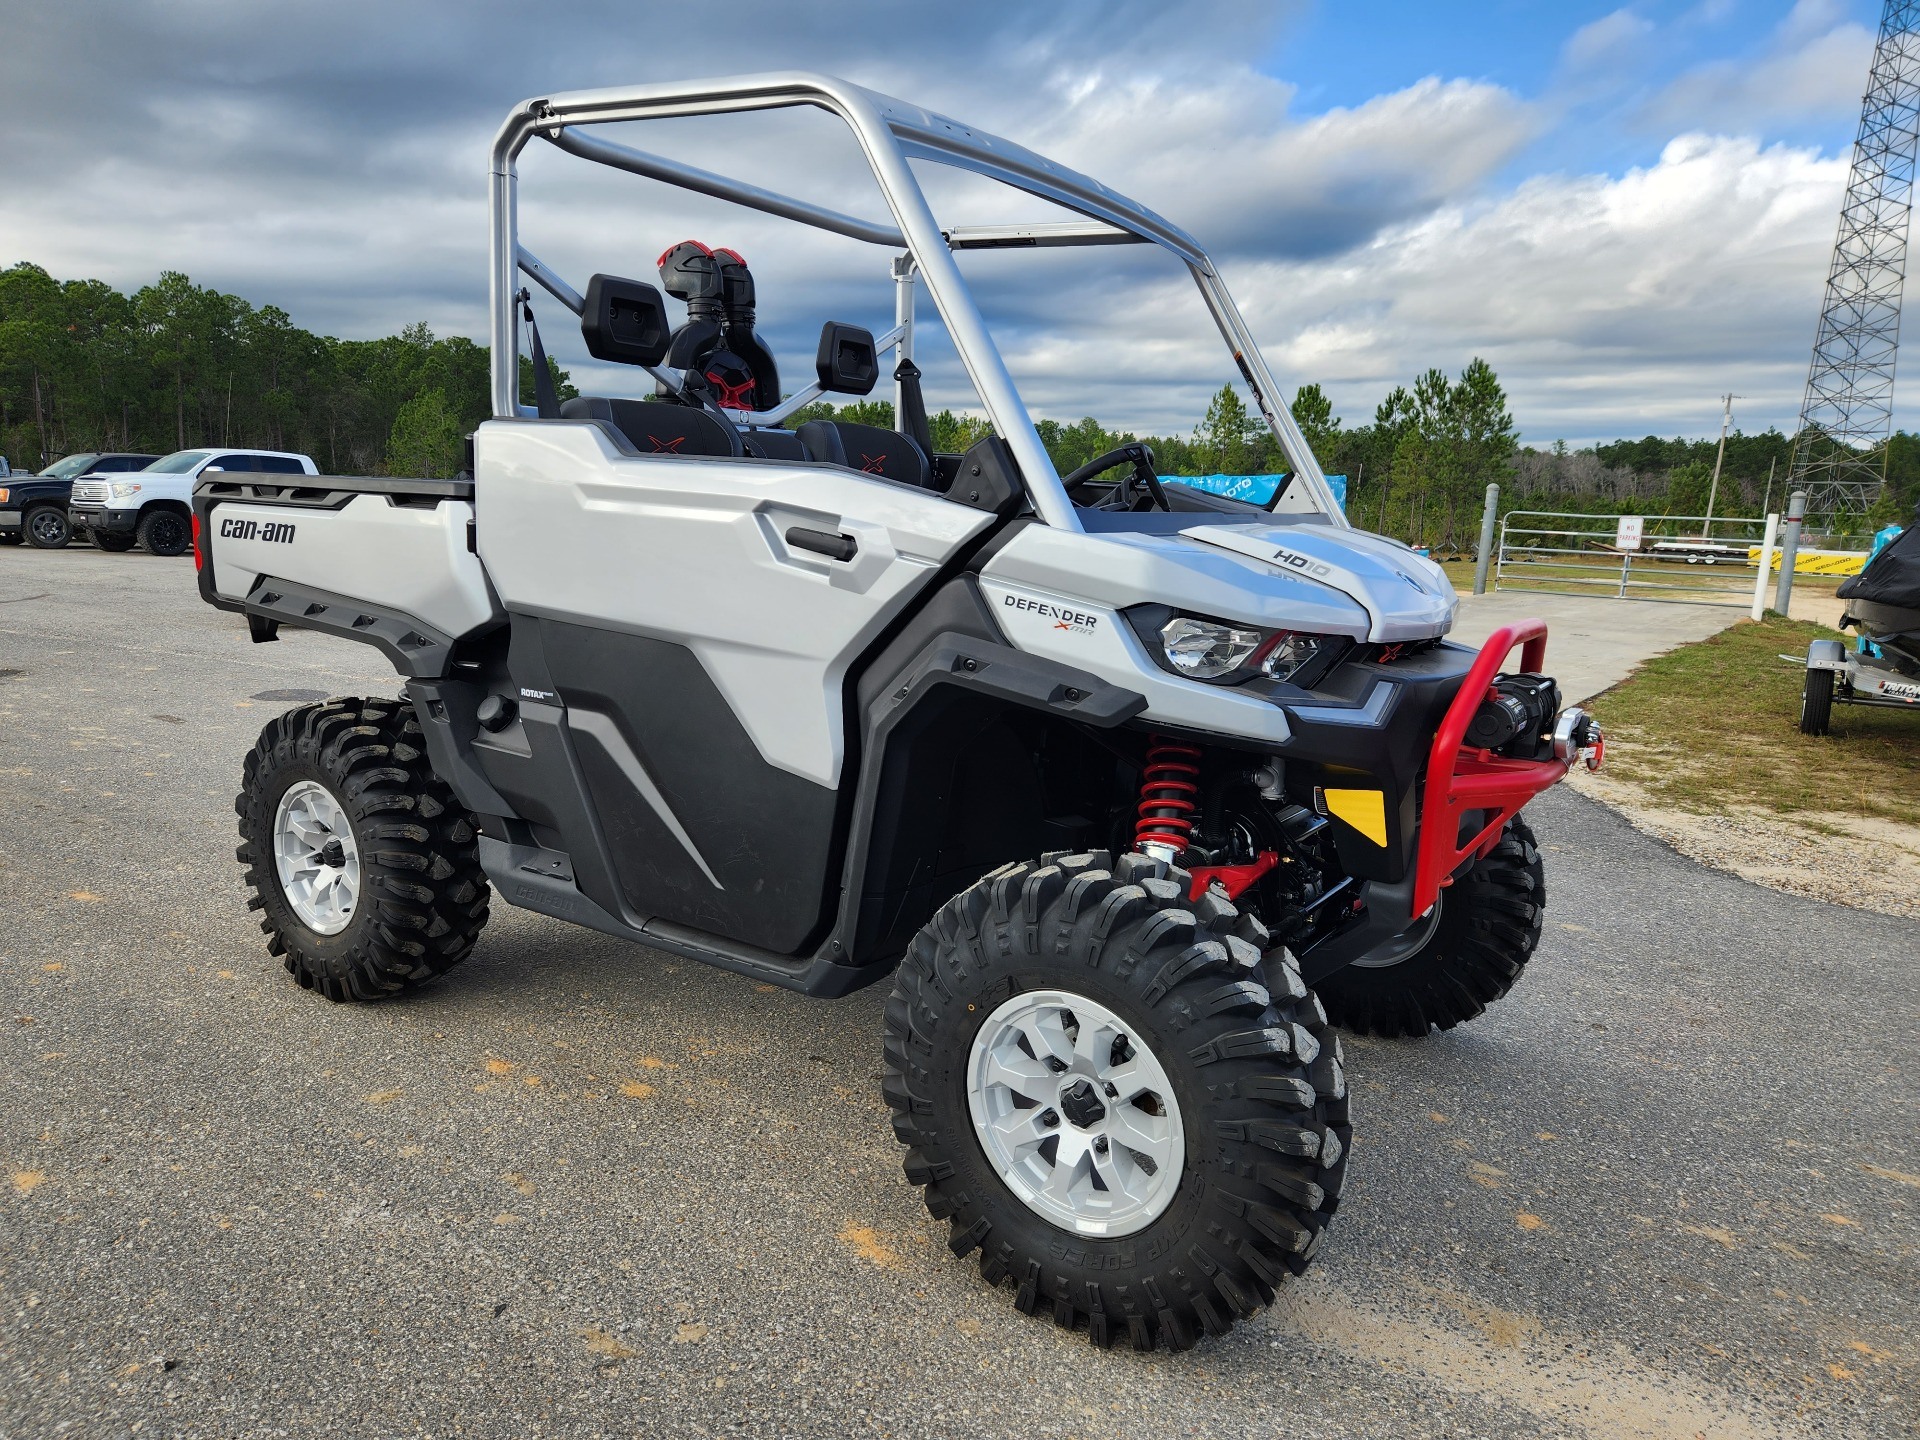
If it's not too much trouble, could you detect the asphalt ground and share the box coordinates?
[1,545,1916,1440]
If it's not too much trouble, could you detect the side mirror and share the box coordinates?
[582,274,671,368]
[816,322,879,396]
[202,466,226,474]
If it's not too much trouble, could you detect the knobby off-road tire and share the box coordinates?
[1315,815,1545,1039]
[1800,667,1834,736]
[136,508,190,557]
[883,849,1350,1351]
[236,697,490,1001]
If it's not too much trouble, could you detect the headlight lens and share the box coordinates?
[110,481,142,498]
[1258,632,1328,683]
[1159,616,1265,679]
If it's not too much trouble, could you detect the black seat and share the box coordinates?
[562,395,742,458]
[739,427,808,462]
[796,420,934,489]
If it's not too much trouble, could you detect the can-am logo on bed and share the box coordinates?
[219,516,297,544]
[1001,593,1099,636]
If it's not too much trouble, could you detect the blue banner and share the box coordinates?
[1166,473,1347,510]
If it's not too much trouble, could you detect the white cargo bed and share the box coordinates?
[195,474,502,673]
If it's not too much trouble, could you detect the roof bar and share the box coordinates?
[544,126,906,248]
[517,246,583,314]
[945,222,1145,250]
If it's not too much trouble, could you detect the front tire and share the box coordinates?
[1316,815,1545,1038]
[136,508,190,556]
[236,697,490,1000]
[883,850,1349,1350]
[24,506,71,548]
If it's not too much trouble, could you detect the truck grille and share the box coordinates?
[71,480,110,503]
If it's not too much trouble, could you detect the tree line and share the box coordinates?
[5,261,1913,539]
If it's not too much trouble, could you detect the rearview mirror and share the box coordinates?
[815,322,879,396]
[582,274,671,368]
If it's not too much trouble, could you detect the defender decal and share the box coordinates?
[219,517,297,544]
[1001,593,1099,636]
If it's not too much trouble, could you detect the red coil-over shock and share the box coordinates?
[1135,735,1285,902]
[1134,736,1202,860]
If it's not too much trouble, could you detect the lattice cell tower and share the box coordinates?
[1788,0,1920,522]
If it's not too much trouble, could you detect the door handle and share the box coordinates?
[785,526,858,562]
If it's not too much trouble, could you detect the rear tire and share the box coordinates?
[92,531,136,552]
[884,850,1349,1351]
[236,696,490,1001]
[137,508,190,556]
[24,506,71,549]
[1316,815,1545,1039]
[1799,668,1833,736]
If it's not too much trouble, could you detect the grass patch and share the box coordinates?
[1587,616,1920,827]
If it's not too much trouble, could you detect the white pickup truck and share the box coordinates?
[69,447,316,555]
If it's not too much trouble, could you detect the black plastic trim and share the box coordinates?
[476,838,891,997]
[241,577,457,678]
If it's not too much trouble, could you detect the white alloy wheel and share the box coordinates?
[967,989,1185,1237]
[273,779,361,935]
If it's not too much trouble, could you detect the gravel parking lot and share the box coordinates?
[2,546,1916,1440]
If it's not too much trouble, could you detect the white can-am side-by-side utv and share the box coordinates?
[193,73,1603,1351]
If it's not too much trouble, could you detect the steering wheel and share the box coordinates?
[1060,442,1170,512]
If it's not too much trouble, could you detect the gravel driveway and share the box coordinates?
[2,548,1916,1439]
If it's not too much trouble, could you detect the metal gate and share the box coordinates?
[1496,511,1789,606]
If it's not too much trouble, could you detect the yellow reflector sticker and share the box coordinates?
[1324,788,1387,846]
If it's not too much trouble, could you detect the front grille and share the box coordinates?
[71,480,110,503]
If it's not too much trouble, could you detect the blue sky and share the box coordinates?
[1271,0,1870,165]
[0,0,1898,445]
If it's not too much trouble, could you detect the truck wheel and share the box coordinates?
[24,506,71,548]
[1316,815,1544,1039]
[1799,668,1833,736]
[136,509,190,556]
[235,697,490,1001]
[883,850,1349,1350]
[92,532,136,552]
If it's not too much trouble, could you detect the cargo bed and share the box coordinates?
[193,474,500,676]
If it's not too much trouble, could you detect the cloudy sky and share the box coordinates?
[0,0,1893,444]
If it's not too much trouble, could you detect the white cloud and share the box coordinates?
[1644,4,1872,130]
[1563,9,1655,72]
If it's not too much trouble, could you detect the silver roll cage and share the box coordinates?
[488,71,1347,534]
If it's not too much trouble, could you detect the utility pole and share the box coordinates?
[1704,392,1738,537]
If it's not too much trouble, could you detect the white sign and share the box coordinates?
[1615,515,1645,551]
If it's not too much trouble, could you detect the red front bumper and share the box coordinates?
[1410,620,1584,917]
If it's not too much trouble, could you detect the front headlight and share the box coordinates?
[1140,610,1346,687]
[110,481,142,499]
[1257,632,1328,683]
[1159,616,1265,679]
